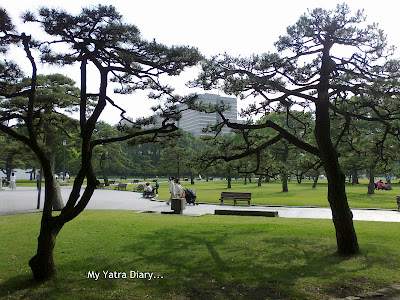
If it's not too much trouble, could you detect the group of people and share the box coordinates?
[374,179,392,190]
[374,175,392,190]
[167,177,184,205]
[141,177,187,204]
[1,172,17,190]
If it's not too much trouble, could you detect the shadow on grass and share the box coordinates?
[83,227,394,299]
[0,274,44,298]
[2,219,398,299]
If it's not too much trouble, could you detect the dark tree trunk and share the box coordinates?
[352,168,359,185]
[43,116,64,211]
[296,174,302,184]
[5,154,13,181]
[29,159,62,280]
[100,153,109,186]
[227,175,232,189]
[312,170,320,188]
[282,175,288,192]
[258,176,262,187]
[314,50,359,255]
[244,176,247,185]
[367,172,375,194]
[265,176,270,182]
[29,219,62,280]
[281,144,289,192]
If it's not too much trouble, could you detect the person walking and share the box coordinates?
[10,172,16,191]
[174,178,184,199]
[36,171,41,190]
[154,180,159,194]
[167,177,175,205]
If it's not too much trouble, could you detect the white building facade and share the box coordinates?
[178,93,238,138]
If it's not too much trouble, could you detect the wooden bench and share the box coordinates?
[220,192,251,206]
[114,183,127,190]
[59,180,69,186]
[135,184,145,192]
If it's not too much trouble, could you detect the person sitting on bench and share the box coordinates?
[143,183,153,197]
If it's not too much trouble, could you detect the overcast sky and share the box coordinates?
[2,0,400,124]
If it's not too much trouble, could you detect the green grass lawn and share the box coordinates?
[1,211,400,299]
[149,179,399,210]
[11,177,399,209]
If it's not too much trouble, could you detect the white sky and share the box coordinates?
[2,0,400,124]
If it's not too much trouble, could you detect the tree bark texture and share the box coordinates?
[352,168,359,185]
[281,144,289,192]
[314,50,359,255]
[312,170,320,188]
[315,104,359,254]
[367,172,375,194]
[44,116,64,210]
[29,218,62,281]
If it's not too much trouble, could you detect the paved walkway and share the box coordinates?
[1,186,400,222]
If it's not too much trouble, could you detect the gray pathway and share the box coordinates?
[1,186,400,222]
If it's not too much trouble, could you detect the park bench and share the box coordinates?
[219,192,251,206]
[114,183,127,191]
[96,182,105,189]
[59,180,69,186]
[135,184,145,192]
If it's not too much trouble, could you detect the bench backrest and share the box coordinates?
[220,192,251,199]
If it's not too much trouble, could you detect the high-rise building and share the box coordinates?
[177,93,237,138]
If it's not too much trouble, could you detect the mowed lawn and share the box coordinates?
[15,177,399,209]
[1,211,400,299]
[153,178,400,210]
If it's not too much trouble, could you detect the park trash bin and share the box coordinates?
[397,196,400,211]
[171,198,186,214]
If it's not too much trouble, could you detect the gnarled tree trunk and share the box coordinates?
[314,51,359,255]
[29,219,63,280]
